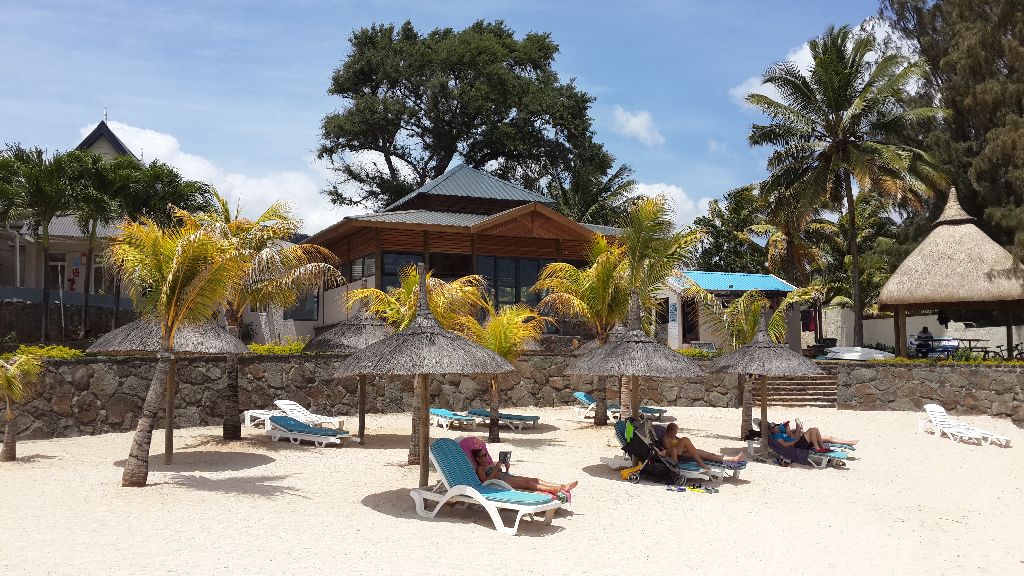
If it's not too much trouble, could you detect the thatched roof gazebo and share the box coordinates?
[87,317,248,463]
[711,312,823,443]
[565,293,704,421]
[878,188,1024,356]
[334,264,514,486]
[302,312,394,443]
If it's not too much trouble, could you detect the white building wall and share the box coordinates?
[821,307,1024,350]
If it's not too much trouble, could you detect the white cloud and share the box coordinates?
[612,106,665,147]
[632,182,714,228]
[81,121,359,234]
[707,138,728,154]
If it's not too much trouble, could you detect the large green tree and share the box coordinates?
[690,185,767,275]
[318,20,602,210]
[746,25,946,346]
[881,0,1024,258]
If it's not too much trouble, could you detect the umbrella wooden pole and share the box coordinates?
[759,374,769,449]
[164,357,177,465]
[1007,311,1015,359]
[417,373,430,487]
[357,375,366,445]
[630,375,640,420]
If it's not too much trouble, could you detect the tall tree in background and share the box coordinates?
[881,0,1024,259]
[690,185,767,275]
[746,25,946,346]
[545,146,636,226]
[318,20,602,210]
[1,146,80,341]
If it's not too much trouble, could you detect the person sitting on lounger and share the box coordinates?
[769,421,857,452]
[472,448,578,497]
[657,422,746,472]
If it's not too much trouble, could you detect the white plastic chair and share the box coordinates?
[274,400,345,429]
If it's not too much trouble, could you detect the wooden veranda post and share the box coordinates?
[895,306,907,357]
[1008,310,1015,358]
[417,373,430,487]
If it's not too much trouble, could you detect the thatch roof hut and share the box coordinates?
[565,293,704,420]
[877,188,1024,356]
[87,318,248,355]
[301,314,393,354]
[334,263,514,486]
[878,188,1024,311]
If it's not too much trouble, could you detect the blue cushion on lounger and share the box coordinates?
[430,408,474,421]
[467,409,540,423]
[268,415,346,437]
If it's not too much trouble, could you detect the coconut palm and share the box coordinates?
[746,25,946,346]
[346,266,487,331]
[454,302,549,443]
[109,217,246,487]
[681,280,817,350]
[2,146,81,341]
[177,191,343,439]
[71,153,138,339]
[547,161,637,226]
[0,353,43,462]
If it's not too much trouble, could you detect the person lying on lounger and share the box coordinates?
[472,448,578,497]
[657,422,746,472]
[769,421,858,452]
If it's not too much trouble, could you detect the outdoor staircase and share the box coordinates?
[750,375,839,408]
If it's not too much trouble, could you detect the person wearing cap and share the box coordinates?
[769,420,857,452]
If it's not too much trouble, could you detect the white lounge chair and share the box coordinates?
[573,391,621,421]
[242,409,284,428]
[466,408,540,431]
[920,404,1011,446]
[274,399,345,429]
[266,415,352,447]
[410,438,563,535]
[429,408,476,430]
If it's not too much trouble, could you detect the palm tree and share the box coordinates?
[746,25,946,346]
[455,302,548,443]
[177,192,343,440]
[2,146,80,341]
[0,353,43,462]
[70,152,138,339]
[347,266,487,331]
[547,161,636,226]
[109,217,246,487]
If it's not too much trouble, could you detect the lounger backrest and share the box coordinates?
[275,400,314,419]
[614,420,628,447]
[573,391,595,405]
[431,438,484,489]
[924,404,957,427]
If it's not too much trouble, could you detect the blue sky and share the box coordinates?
[1,0,880,233]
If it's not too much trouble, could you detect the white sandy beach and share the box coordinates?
[2,406,1021,576]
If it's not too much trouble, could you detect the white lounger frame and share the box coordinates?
[274,400,345,429]
[243,409,285,428]
[469,413,539,431]
[430,412,476,431]
[920,404,1010,446]
[265,419,353,447]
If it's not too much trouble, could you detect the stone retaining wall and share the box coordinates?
[828,362,1024,427]
[3,353,740,441]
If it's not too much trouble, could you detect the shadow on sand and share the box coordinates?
[113,450,275,473]
[165,473,307,498]
[9,454,58,464]
[361,487,569,537]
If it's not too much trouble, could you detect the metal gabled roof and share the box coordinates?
[348,210,491,227]
[582,223,623,236]
[19,214,121,239]
[382,164,553,212]
[667,270,796,293]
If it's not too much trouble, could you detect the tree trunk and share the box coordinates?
[620,375,632,420]
[416,373,430,487]
[112,280,122,330]
[488,376,501,443]
[41,228,50,342]
[357,375,367,445]
[845,171,864,347]
[740,374,752,440]
[163,356,177,465]
[222,353,241,440]
[78,225,97,340]
[2,402,16,462]
[122,352,173,487]
[594,377,609,426]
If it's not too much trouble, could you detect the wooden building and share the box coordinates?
[297,164,618,337]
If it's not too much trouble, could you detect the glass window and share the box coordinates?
[431,253,471,281]
[363,255,376,278]
[351,257,363,281]
[518,259,539,306]
[495,258,515,307]
[656,298,669,324]
[284,291,319,321]
[382,253,421,291]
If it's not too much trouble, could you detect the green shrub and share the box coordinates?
[677,347,713,359]
[867,356,1024,367]
[247,339,306,355]
[1,344,85,361]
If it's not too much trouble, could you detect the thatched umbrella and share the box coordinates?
[88,318,248,463]
[570,324,627,425]
[334,263,514,486]
[302,313,394,442]
[710,311,823,445]
[878,188,1024,356]
[565,292,705,420]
